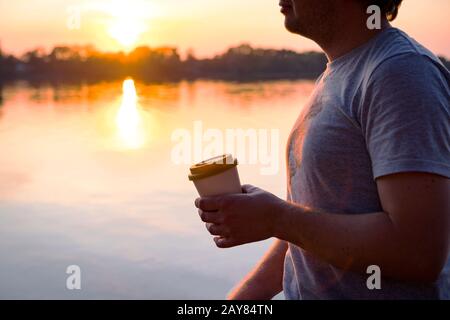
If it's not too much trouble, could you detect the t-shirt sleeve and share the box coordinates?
[361,53,450,180]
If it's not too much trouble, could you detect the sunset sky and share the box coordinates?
[1,0,450,58]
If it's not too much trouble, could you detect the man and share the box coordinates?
[195,0,450,299]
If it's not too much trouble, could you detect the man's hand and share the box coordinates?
[194,173,449,283]
[195,185,285,248]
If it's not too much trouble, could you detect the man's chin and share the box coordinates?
[284,19,301,35]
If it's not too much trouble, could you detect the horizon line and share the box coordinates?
[2,42,449,61]
[0,42,324,59]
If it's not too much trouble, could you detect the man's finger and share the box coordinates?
[198,209,224,224]
[205,223,229,236]
[195,197,221,211]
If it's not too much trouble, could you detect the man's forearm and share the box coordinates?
[274,202,442,283]
[227,239,287,300]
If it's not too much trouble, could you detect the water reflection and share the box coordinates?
[0,79,315,299]
[115,79,145,149]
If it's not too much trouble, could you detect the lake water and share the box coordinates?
[0,79,314,299]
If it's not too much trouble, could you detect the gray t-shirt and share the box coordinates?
[284,28,450,300]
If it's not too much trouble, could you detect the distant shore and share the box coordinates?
[1,44,329,83]
[1,44,449,84]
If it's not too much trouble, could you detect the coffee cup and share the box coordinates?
[188,154,242,197]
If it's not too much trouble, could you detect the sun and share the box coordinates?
[106,1,150,48]
[109,19,145,48]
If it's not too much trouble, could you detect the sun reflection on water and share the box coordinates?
[116,78,145,149]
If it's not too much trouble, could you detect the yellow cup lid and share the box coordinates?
[188,154,238,181]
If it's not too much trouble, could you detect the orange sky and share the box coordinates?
[1,0,450,58]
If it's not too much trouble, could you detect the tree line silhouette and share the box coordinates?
[0,44,328,82]
[0,44,449,83]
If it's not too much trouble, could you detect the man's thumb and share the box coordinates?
[242,184,259,194]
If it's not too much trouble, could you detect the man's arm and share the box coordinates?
[275,173,449,282]
[196,173,449,283]
[227,239,287,300]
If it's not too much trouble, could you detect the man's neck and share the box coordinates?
[318,14,391,62]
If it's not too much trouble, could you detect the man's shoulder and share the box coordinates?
[363,29,449,88]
